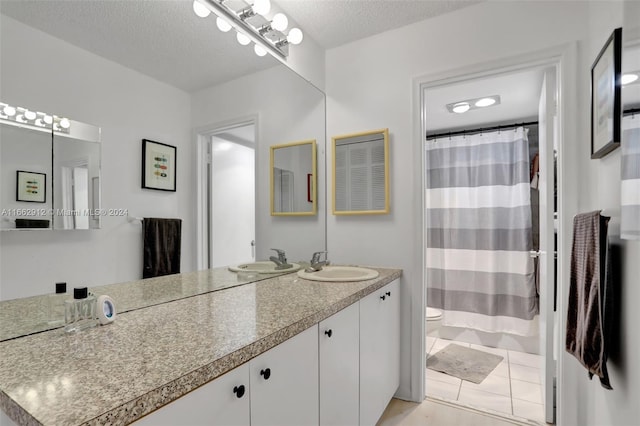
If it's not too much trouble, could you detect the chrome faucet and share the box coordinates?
[305,251,330,272]
[269,248,292,270]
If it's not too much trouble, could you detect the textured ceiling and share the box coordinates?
[0,0,481,92]
[277,0,482,49]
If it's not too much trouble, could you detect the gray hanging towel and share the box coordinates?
[143,218,182,279]
[565,210,613,389]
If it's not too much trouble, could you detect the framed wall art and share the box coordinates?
[591,27,622,159]
[16,170,46,203]
[142,139,176,192]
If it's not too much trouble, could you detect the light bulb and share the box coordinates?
[216,17,232,32]
[475,97,496,107]
[252,0,271,15]
[236,32,251,46]
[59,118,70,129]
[192,0,211,18]
[43,115,53,125]
[271,13,288,31]
[35,118,44,127]
[24,110,36,120]
[287,28,303,45]
[452,102,470,114]
[254,44,267,57]
[3,105,16,116]
[622,73,639,85]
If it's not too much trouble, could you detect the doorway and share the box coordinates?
[421,63,559,424]
[196,119,256,269]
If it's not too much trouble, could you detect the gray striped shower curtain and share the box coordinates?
[426,127,539,336]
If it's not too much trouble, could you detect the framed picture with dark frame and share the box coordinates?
[142,139,177,192]
[16,170,46,203]
[591,27,622,159]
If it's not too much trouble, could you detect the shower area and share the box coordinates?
[422,65,558,424]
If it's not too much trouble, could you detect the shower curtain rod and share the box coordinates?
[426,120,538,141]
[623,107,640,116]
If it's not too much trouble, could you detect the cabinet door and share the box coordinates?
[250,325,319,426]
[359,278,400,426]
[319,302,359,426]
[134,364,250,426]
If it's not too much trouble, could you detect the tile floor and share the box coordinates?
[426,337,546,424]
[377,397,537,426]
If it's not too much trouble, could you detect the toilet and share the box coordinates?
[426,307,443,335]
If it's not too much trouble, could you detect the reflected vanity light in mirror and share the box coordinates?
[1,104,102,231]
[332,128,390,215]
[270,139,317,216]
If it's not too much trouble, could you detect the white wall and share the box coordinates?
[325,0,597,404]
[0,16,193,300]
[191,65,326,263]
[559,2,640,426]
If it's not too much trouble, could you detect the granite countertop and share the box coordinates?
[0,266,401,426]
[0,267,286,342]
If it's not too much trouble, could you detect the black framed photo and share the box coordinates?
[16,170,46,203]
[591,27,622,159]
[142,139,176,192]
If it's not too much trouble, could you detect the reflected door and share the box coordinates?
[208,124,256,267]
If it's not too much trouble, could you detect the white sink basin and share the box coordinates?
[229,261,301,274]
[297,266,379,282]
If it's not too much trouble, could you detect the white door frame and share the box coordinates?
[194,115,258,270]
[411,43,579,420]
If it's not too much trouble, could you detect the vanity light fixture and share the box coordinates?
[447,95,501,114]
[0,101,70,133]
[191,0,303,59]
[622,72,639,85]
[193,0,211,18]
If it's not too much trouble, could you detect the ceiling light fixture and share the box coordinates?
[452,103,470,114]
[192,0,303,59]
[622,72,639,85]
[0,102,71,133]
[447,95,501,114]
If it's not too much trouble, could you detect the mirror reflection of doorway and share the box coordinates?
[60,160,89,230]
[207,123,256,268]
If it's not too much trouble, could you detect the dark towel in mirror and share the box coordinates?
[566,210,613,389]
[143,218,182,279]
[15,219,50,228]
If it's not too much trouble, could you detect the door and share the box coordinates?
[359,279,400,426]
[250,325,319,426]
[208,124,255,267]
[133,365,250,425]
[319,302,359,426]
[537,67,557,424]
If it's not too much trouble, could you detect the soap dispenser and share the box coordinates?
[64,287,97,333]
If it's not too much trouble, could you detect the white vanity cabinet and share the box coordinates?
[319,302,360,426]
[131,279,401,426]
[249,325,319,426]
[359,278,400,426]
[134,364,250,426]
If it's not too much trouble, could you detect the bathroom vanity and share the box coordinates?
[0,267,401,426]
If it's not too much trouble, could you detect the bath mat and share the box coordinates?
[427,344,503,384]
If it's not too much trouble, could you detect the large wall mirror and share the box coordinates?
[0,2,326,338]
[0,112,101,231]
[621,38,640,240]
[270,139,317,216]
[332,128,389,215]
